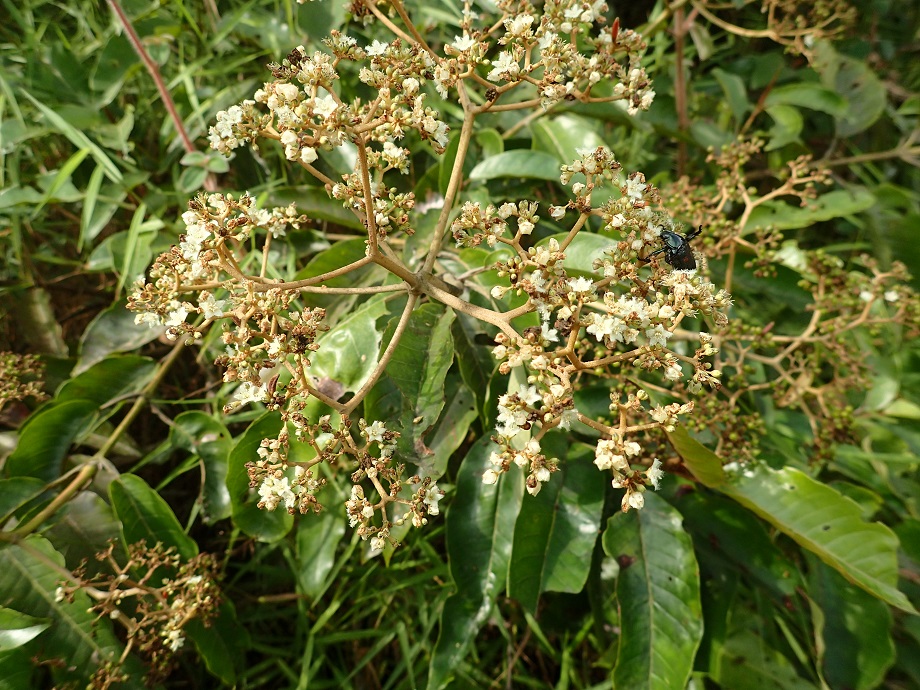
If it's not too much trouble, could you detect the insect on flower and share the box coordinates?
[641,225,703,270]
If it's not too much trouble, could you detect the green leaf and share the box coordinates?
[439,130,462,197]
[712,68,751,124]
[184,600,248,686]
[475,128,504,158]
[226,413,294,542]
[665,426,727,488]
[170,412,233,523]
[451,313,497,420]
[0,477,46,524]
[469,150,561,182]
[311,294,388,392]
[418,374,478,479]
[508,437,604,612]
[712,629,817,690]
[5,400,98,482]
[722,464,915,613]
[0,537,143,688]
[763,82,847,117]
[45,492,122,570]
[605,493,703,690]
[295,508,346,599]
[764,104,803,151]
[379,303,455,464]
[531,114,606,162]
[813,41,886,136]
[744,188,876,232]
[541,231,618,278]
[808,555,895,690]
[0,607,49,651]
[59,354,157,401]
[77,301,163,373]
[110,475,198,559]
[428,437,523,690]
[20,91,122,182]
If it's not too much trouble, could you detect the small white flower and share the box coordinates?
[313,94,338,119]
[647,459,664,490]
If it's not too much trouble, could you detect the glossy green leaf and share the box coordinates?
[379,303,455,464]
[45,491,122,570]
[0,478,46,524]
[226,413,294,542]
[763,82,847,117]
[605,493,703,690]
[531,114,606,162]
[541,231,618,279]
[311,294,388,392]
[508,437,604,612]
[744,188,876,232]
[296,507,346,599]
[428,437,523,690]
[110,474,197,559]
[469,150,561,182]
[813,41,886,136]
[417,374,478,479]
[808,555,894,690]
[184,599,248,686]
[5,400,98,482]
[0,607,49,651]
[58,354,157,402]
[451,312,497,419]
[170,412,233,523]
[722,464,914,613]
[665,426,727,488]
[439,130,462,197]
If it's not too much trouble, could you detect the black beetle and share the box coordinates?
[641,225,702,270]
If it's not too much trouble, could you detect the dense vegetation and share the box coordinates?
[1,1,919,688]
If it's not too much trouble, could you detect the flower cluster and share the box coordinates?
[458,148,732,501]
[130,3,668,541]
[57,542,221,687]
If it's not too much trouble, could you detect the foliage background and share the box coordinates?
[1,0,919,688]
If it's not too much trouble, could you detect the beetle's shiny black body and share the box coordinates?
[643,226,702,270]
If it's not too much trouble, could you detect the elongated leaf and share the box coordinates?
[77,301,163,373]
[0,537,143,688]
[508,437,604,612]
[808,555,894,690]
[5,400,98,482]
[531,114,606,162]
[670,429,913,612]
[428,437,523,690]
[58,355,156,403]
[380,303,455,464]
[296,507,346,599]
[311,294,388,392]
[0,607,49,651]
[452,313,497,419]
[20,91,123,182]
[722,464,914,613]
[469,150,561,181]
[744,188,876,232]
[763,82,847,117]
[605,493,703,690]
[110,475,197,559]
[713,629,817,690]
[665,426,726,488]
[170,412,233,523]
